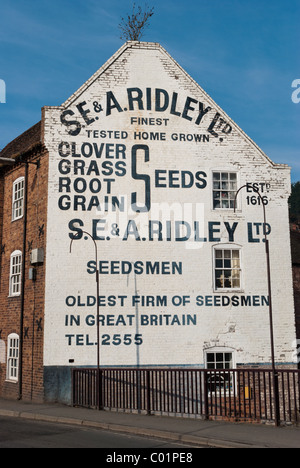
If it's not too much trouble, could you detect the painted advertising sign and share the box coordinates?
[43,42,296,372]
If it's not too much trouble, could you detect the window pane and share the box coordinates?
[207,354,214,364]
[222,181,229,190]
[214,249,240,290]
[222,200,229,208]
[213,172,237,210]
[215,271,223,288]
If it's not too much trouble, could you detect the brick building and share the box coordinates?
[0,42,297,404]
[0,122,47,401]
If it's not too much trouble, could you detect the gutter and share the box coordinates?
[0,157,15,165]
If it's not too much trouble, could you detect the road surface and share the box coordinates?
[0,416,202,449]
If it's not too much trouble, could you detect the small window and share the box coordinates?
[213,172,237,209]
[214,248,241,290]
[7,334,19,382]
[9,251,22,296]
[12,177,24,221]
[205,351,234,394]
[206,352,233,370]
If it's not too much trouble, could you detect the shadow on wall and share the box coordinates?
[44,366,72,405]
[0,341,5,365]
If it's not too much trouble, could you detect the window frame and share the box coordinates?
[12,176,25,221]
[204,348,235,395]
[9,250,22,297]
[213,246,242,292]
[205,350,234,370]
[6,333,19,382]
[212,171,238,211]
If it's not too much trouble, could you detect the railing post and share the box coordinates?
[273,371,280,427]
[71,368,76,407]
[97,368,103,411]
[146,370,151,415]
[203,371,209,420]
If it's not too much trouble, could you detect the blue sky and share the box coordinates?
[0,0,299,180]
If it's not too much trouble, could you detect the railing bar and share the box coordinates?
[247,370,251,419]
[251,370,255,420]
[233,370,237,418]
[257,370,262,420]
[112,369,115,409]
[286,371,292,423]
[170,370,173,413]
[175,370,178,413]
[292,372,298,423]
[280,371,286,422]
[253,370,257,420]
[263,371,267,420]
[269,371,273,421]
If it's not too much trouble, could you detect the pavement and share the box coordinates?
[0,398,299,448]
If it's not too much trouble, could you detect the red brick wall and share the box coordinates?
[0,173,4,284]
[0,150,48,401]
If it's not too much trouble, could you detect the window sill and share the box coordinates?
[212,208,236,212]
[11,216,24,223]
[214,289,244,294]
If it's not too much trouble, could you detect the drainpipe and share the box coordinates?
[18,159,40,400]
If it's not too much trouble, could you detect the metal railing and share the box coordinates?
[72,368,300,425]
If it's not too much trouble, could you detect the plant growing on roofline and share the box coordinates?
[119,3,154,41]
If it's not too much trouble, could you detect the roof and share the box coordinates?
[0,41,291,173]
[0,121,41,168]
